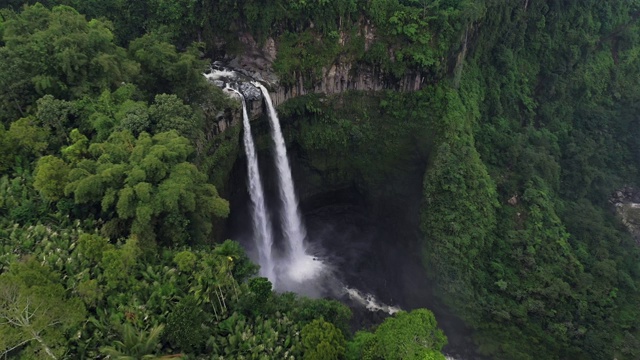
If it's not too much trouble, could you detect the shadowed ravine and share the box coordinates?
[214,69,483,359]
[225,130,484,359]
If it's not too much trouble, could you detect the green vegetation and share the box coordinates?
[416,1,640,359]
[2,0,640,359]
[347,309,447,360]
[276,91,433,206]
[0,2,451,359]
[273,2,640,357]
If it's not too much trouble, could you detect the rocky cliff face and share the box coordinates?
[611,187,640,243]
[269,62,423,107]
[204,71,264,136]
[223,32,424,107]
[206,28,434,136]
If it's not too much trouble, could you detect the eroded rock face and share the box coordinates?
[211,88,241,136]
[227,34,280,86]
[611,187,640,243]
[207,29,428,135]
[203,67,264,134]
[269,64,423,107]
[239,82,262,101]
[222,32,423,107]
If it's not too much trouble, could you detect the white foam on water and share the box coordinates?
[344,286,401,315]
[284,254,327,283]
[204,69,237,81]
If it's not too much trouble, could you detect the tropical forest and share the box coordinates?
[1,1,640,359]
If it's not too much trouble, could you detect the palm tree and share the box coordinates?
[100,323,181,360]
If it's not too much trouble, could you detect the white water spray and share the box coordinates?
[231,88,276,284]
[256,83,325,284]
[203,70,237,81]
[344,287,401,315]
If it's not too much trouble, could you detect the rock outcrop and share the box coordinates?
[269,63,423,107]
[611,186,640,243]
[222,31,424,107]
[206,29,427,134]
[203,70,264,134]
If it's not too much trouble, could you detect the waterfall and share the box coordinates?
[256,83,324,284]
[256,84,306,256]
[232,89,276,284]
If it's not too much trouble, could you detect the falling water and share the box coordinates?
[256,83,324,284]
[232,88,276,284]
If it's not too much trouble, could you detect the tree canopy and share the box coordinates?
[2,0,640,359]
[34,129,229,246]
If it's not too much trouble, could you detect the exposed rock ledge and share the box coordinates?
[208,31,427,136]
[224,32,424,107]
[268,63,423,107]
[611,187,640,243]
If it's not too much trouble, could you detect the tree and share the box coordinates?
[0,125,10,172]
[54,129,229,245]
[238,277,273,316]
[301,319,346,360]
[6,117,48,160]
[148,94,198,139]
[0,4,137,122]
[164,296,207,353]
[212,239,258,283]
[34,155,70,201]
[128,32,208,103]
[0,259,86,359]
[100,323,166,360]
[35,95,75,146]
[100,237,140,291]
[71,84,145,141]
[146,0,202,43]
[346,309,447,360]
[346,331,377,360]
[292,297,352,337]
[173,250,197,272]
[373,309,447,360]
[0,117,48,172]
[118,100,151,138]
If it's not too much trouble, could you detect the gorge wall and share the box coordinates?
[209,2,640,359]
[219,28,426,98]
[207,30,430,137]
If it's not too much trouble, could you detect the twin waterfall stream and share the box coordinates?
[207,69,463,360]
[209,68,402,313]
[236,83,325,289]
[232,88,275,283]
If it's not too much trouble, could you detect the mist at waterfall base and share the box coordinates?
[228,165,479,359]
[223,85,481,360]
